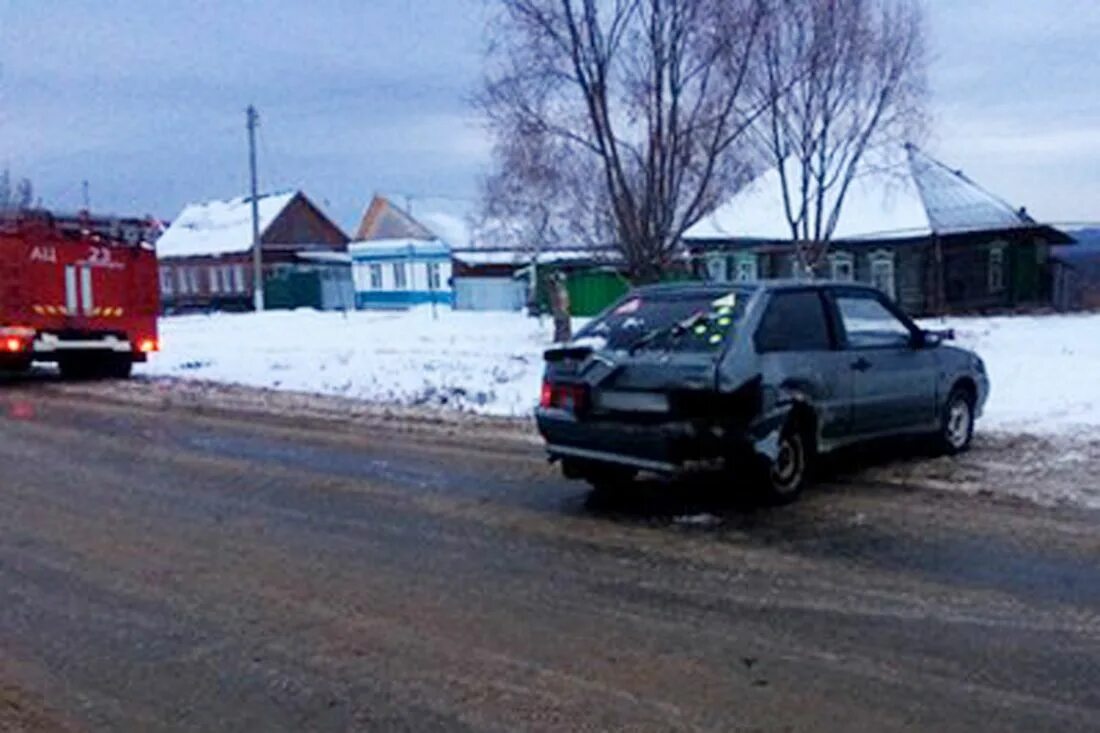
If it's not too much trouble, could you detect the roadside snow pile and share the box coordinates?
[142,307,1100,433]
[141,308,555,416]
[920,313,1100,435]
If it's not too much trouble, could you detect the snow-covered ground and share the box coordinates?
[140,307,1100,436]
[141,308,556,416]
[920,313,1100,435]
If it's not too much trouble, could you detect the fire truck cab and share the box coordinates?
[0,209,160,379]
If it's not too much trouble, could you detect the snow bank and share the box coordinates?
[141,307,556,416]
[141,308,1100,434]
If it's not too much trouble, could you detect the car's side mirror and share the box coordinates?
[915,329,955,349]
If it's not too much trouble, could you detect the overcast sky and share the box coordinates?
[1,0,1097,239]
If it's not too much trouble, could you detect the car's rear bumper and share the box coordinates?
[536,407,733,474]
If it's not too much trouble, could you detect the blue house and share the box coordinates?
[349,238,453,309]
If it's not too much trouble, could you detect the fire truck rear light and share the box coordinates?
[4,338,24,353]
[138,338,159,353]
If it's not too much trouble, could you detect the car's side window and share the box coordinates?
[755,291,832,353]
[835,294,913,349]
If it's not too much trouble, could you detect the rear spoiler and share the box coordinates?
[544,345,595,363]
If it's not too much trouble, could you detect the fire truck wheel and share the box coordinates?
[58,358,95,381]
[0,357,32,374]
[103,357,133,380]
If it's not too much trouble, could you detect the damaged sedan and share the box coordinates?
[536,282,989,503]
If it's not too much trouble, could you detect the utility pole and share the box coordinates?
[247,104,264,312]
[81,180,90,211]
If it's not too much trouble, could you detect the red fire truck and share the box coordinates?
[0,209,160,379]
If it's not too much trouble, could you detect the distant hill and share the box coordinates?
[1055,228,1100,262]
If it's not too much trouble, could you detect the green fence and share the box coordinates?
[533,265,702,317]
[265,271,323,310]
[566,269,631,316]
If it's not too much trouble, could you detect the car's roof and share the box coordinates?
[631,279,880,296]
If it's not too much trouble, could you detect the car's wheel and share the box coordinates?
[938,386,975,455]
[759,420,814,505]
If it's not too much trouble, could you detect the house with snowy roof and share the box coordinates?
[684,144,1074,315]
[349,195,454,309]
[157,191,348,312]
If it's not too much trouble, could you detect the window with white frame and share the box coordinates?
[232,264,247,293]
[159,266,174,296]
[392,262,407,289]
[426,262,442,290]
[704,256,725,282]
[209,267,222,294]
[188,268,200,295]
[351,263,367,291]
[177,267,191,295]
[369,264,383,289]
[869,250,896,300]
[734,253,758,282]
[829,251,855,282]
[988,245,1006,293]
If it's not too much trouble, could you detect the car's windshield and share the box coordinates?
[577,289,752,352]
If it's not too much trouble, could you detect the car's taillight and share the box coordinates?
[138,338,159,354]
[540,380,554,408]
[541,381,588,413]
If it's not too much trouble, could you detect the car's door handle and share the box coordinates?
[851,357,872,372]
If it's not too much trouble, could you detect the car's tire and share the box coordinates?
[937,386,975,455]
[586,468,637,495]
[566,461,636,497]
[758,418,814,505]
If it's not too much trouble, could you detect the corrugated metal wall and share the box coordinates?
[454,277,527,311]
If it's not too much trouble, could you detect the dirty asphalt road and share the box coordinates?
[0,379,1098,732]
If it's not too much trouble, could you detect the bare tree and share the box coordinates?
[479,0,770,283]
[475,128,616,254]
[0,169,34,211]
[756,0,928,274]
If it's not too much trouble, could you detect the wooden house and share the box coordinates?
[349,195,454,309]
[156,191,349,312]
[683,145,1074,316]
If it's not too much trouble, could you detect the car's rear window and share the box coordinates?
[578,289,752,352]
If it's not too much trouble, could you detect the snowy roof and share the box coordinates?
[905,145,1031,234]
[349,238,450,259]
[685,145,1039,243]
[297,250,352,265]
[452,247,619,266]
[686,162,929,241]
[157,191,296,258]
[418,211,472,248]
